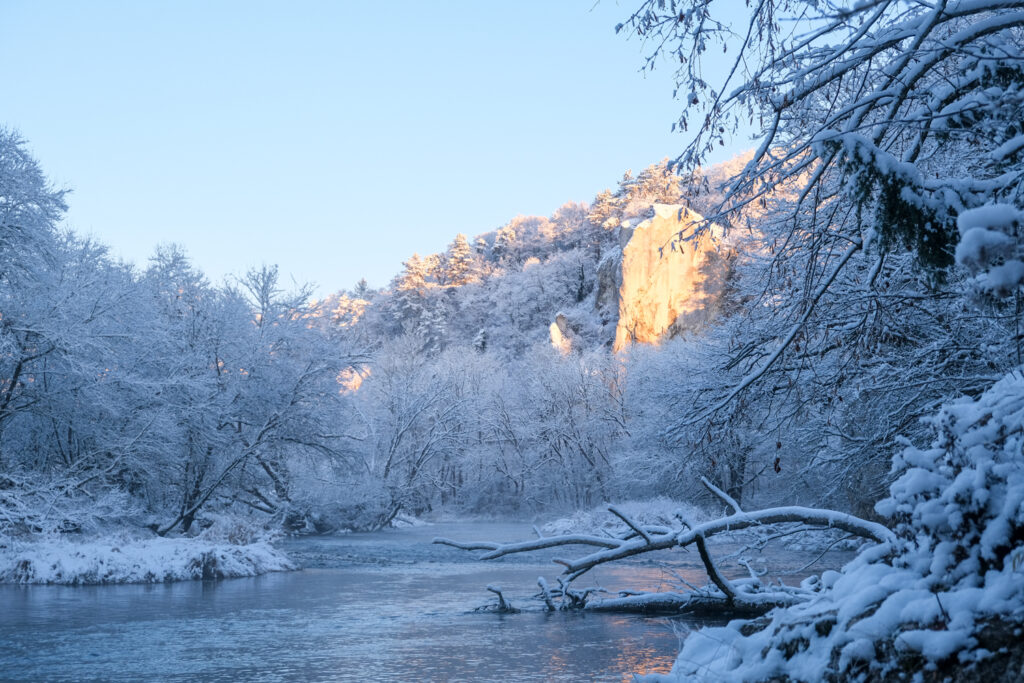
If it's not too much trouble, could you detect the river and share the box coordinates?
[0,521,850,682]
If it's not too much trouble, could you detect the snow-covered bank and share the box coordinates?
[0,537,297,585]
[541,497,709,536]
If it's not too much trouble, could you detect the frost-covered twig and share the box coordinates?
[688,239,862,424]
[738,558,763,583]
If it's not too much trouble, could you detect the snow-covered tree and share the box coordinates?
[622,0,1023,259]
[605,0,1024,510]
[0,129,67,447]
[587,189,622,231]
[665,371,1024,681]
[439,233,476,286]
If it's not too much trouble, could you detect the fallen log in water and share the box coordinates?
[435,477,893,615]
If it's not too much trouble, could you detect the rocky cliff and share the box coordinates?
[596,204,733,351]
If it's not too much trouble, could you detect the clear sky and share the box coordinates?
[2,1,752,295]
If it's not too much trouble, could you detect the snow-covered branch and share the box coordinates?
[435,501,894,612]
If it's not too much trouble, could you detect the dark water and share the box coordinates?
[0,522,849,682]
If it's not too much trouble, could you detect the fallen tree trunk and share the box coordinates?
[583,592,783,618]
[435,478,894,613]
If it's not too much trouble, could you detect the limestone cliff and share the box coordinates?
[599,204,733,351]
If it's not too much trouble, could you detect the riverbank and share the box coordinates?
[0,535,296,585]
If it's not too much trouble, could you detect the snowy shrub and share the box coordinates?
[654,371,1024,682]
[956,204,1024,296]
[0,474,143,539]
[193,512,280,545]
[879,371,1024,585]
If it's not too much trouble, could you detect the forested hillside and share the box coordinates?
[2,106,1019,541]
[0,132,747,542]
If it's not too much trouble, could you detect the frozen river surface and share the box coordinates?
[0,521,848,681]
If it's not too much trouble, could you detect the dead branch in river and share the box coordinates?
[435,478,895,614]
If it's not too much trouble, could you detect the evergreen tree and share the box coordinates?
[621,161,681,207]
[352,277,371,299]
[443,233,475,287]
[586,189,622,230]
[391,253,431,334]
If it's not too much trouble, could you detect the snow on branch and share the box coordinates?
[700,475,744,515]
[607,505,653,544]
[694,535,737,604]
[432,533,622,560]
[435,502,894,613]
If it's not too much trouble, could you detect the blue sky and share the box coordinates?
[2,1,752,294]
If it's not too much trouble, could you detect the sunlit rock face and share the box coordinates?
[607,204,731,351]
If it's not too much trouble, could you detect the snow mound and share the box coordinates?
[542,497,708,537]
[0,536,297,585]
[649,370,1024,682]
[390,513,430,529]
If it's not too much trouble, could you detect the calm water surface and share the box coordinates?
[0,521,848,682]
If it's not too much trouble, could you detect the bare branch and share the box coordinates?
[433,533,621,560]
[695,535,737,604]
[485,585,516,613]
[608,505,653,544]
[700,476,744,514]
